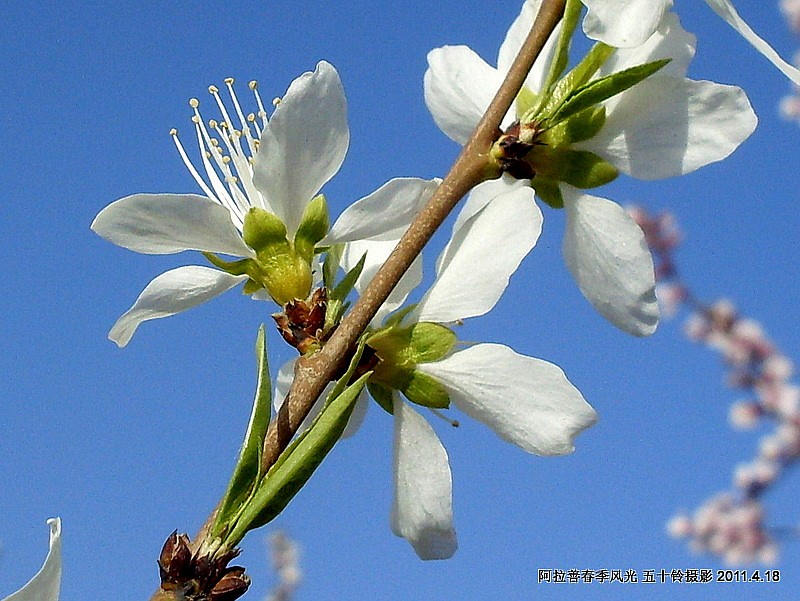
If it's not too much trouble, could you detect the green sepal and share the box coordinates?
[242,279,263,295]
[322,244,345,290]
[407,322,457,364]
[242,207,290,253]
[294,195,330,262]
[543,105,606,146]
[528,146,618,189]
[367,322,456,368]
[525,42,613,126]
[209,325,272,539]
[539,0,583,95]
[531,177,564,209]
[224,340,370,543]
[240,207,313,305]
[326,253,367,331]
[368,381,395,415]
[401,370,450,409]
[545,58,671,129]
[203,252,256,277]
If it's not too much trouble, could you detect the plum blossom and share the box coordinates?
[425,3,754,335]
[1,519,61,601]
[92,62,436,347]
[632,206,800,564]
[378,183,597,558]
[582,0,800,85]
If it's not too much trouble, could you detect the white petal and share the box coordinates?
[91,194,254,257]
[704,0,800,85]
[497,0,561,95]
[600,12,696,79]
[582,77,757,179]
[451,175,528,234]
[390,398,456,560]
[419,344,598,456]
[561,188,658,336]
[324,178,439,244]
[109,266,247,347]
[413,186,541,324]
[582,0,672,48]
[273,358,368,439]
[424,46,504,145]
[253,61,349,236]
[2,518,62,601]
[341,239,423,326]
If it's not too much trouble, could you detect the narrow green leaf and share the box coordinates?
[211,325,272,538]
[547,59,671,127]
[229,371,371,537]
[540,0,583,94]
[326,252,367,331]
[526,42,613,125]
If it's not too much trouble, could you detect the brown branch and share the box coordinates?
[149,1,566,598]
[263,0,567,473]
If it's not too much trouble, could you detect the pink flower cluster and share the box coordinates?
[630,206,799,564]
[779,1,800,121]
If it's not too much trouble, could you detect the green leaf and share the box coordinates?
[402,370,450,409]
[543,105,606,146]
[326,252,367,331]
[546,58,671,128]
[210,325,272,538]
[322,243,345,290]
[526,42,613,126]
[230,371,371,536]
[294,195,330,262]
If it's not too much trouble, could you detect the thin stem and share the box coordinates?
[263,0,566,473]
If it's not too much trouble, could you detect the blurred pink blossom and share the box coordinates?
[631,206,800,564]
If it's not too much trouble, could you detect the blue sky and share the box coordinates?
[2,1,799,600]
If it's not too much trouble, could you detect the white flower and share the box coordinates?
[92,62,437,346]
[1,519,62,601]
[424,3,757,336]
[581,0,800,85]
[386,184,598,558]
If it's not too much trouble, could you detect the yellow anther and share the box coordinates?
[272,97,281,107]
[191,115,201,124]
[169,128,178,136]
[210,138,220,147]
[224,77,235,85]
[247,113,255,122]
[208,85,219,94]
[249,81,258,90]
[209,119,218,129]
[222,156,231,164]
[189,98,200,108]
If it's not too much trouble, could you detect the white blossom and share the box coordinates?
[424,2,757,336]
[92,63,436,346]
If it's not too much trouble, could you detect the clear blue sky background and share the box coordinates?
[2,1,799,600]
